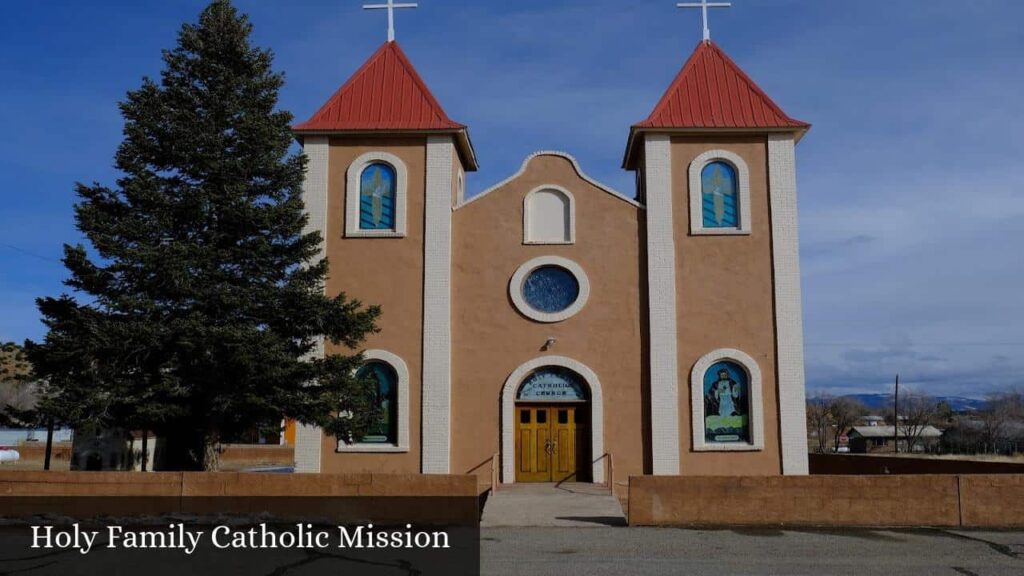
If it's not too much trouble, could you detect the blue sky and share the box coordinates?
[1,1,1022,398]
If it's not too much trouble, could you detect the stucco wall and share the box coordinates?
[671,136,781,474]
[628,475,961,527]
[451,154,646,488]
[320,136,427,474]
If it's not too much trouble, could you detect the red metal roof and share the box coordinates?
[634,40,809,130]
[294,41,465,132]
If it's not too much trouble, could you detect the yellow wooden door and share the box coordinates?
[515,406,551,482]
[551,406,577,482]
[516,405,587,482]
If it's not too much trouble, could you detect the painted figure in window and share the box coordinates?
[703,361,750,443]
[356,362,397,444]
[701,161,738,228]
[359,163,396,229]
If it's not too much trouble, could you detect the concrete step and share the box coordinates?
[480,483,626,527]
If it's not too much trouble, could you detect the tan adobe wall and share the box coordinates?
[628,475,961,527]
[0,471,476,497]
[671,136,781,475]
[959,475,1024,527]
[452,154,646,490]
[321,136,427,474]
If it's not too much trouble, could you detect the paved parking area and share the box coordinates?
[481,527,1024,576]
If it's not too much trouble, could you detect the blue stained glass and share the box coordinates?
[356,361,398,443]
[522,266,580,313]
[360,163,396,230]
[703,360,750,443]
[701,161,738,228]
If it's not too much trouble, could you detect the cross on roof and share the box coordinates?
[363,0,419,43]
[677,0,732,42]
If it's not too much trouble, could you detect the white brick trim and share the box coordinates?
[421,135,454,474]
[345,151,408,238]
[294,136,329,474]
[690,348,765,452]
[643,134,681,475]
[508,255,590,323]
[688,149,752,235]
[457,150,643,210]
[768,134,809,475]
[523,185,576,245]
[336,349,410,453]
[500,355,604,484]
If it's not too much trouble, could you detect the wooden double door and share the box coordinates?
[515,404,590,482]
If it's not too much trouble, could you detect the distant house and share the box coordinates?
[861,415,886,427]
[846,425,943,454]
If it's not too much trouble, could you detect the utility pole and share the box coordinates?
[893,374,900,454]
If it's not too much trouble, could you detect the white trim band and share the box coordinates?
[501,355,604,484]
[643,134,681,475]
[690,348,765,452]
[294,135,329,474]
[421,135,455,474]
[509,255,590,323]
[688,149,752,235]
[768,134,809,475]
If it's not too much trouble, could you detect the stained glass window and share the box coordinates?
[356,361,398,444]
[359,163,396,230]
[517,367,588,402]
[701,161,738,228]
[703,360,750,443]
[522,266,580,313]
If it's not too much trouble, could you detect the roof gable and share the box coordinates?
[293,41,464,132]
[635,40,808,131]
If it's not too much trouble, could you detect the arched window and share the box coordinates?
[356,361,398,444]
[524,186,574,244]
[691,348,764,451]
[337,349,409,452]
[702,360,749,443]
[701,161,738,228]
[345,152,408,237]
[688,150,752,235]
[359,162,396,230]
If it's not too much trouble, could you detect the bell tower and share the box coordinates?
[291,36,477,474]
[624,31,811,475]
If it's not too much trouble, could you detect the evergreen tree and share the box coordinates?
[26,0,379,470]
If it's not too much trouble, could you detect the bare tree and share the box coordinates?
[806,393,833,453]
[899,389,941,453]
[0,342,39,425]
[828,397,865,451]
[977,391,1020,454]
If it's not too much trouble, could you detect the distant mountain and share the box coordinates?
[837,393,988,413]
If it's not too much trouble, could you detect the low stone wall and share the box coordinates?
[810,453,1024,475]
[628,474,1024,528]
[0,471,476,498]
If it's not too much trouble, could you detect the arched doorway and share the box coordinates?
[501,356,604,484]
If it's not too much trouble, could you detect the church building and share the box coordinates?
[291,10,810,486]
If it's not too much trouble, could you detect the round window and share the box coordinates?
[522,266,580,313]
[509,256,590,323]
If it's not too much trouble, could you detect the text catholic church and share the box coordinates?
[291,10,811,484]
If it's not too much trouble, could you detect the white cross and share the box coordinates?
[363,0,419,43]
[677,0,732,42]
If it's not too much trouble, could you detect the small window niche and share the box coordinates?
[524,185,575,244]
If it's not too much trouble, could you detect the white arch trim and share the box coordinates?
[690,348,765,451]
[688,149,752,235]
[337,349,410,453]
[501,355,604,484]
[345,151,409,238]
[523,184,576,245]
[457,150,643,210]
